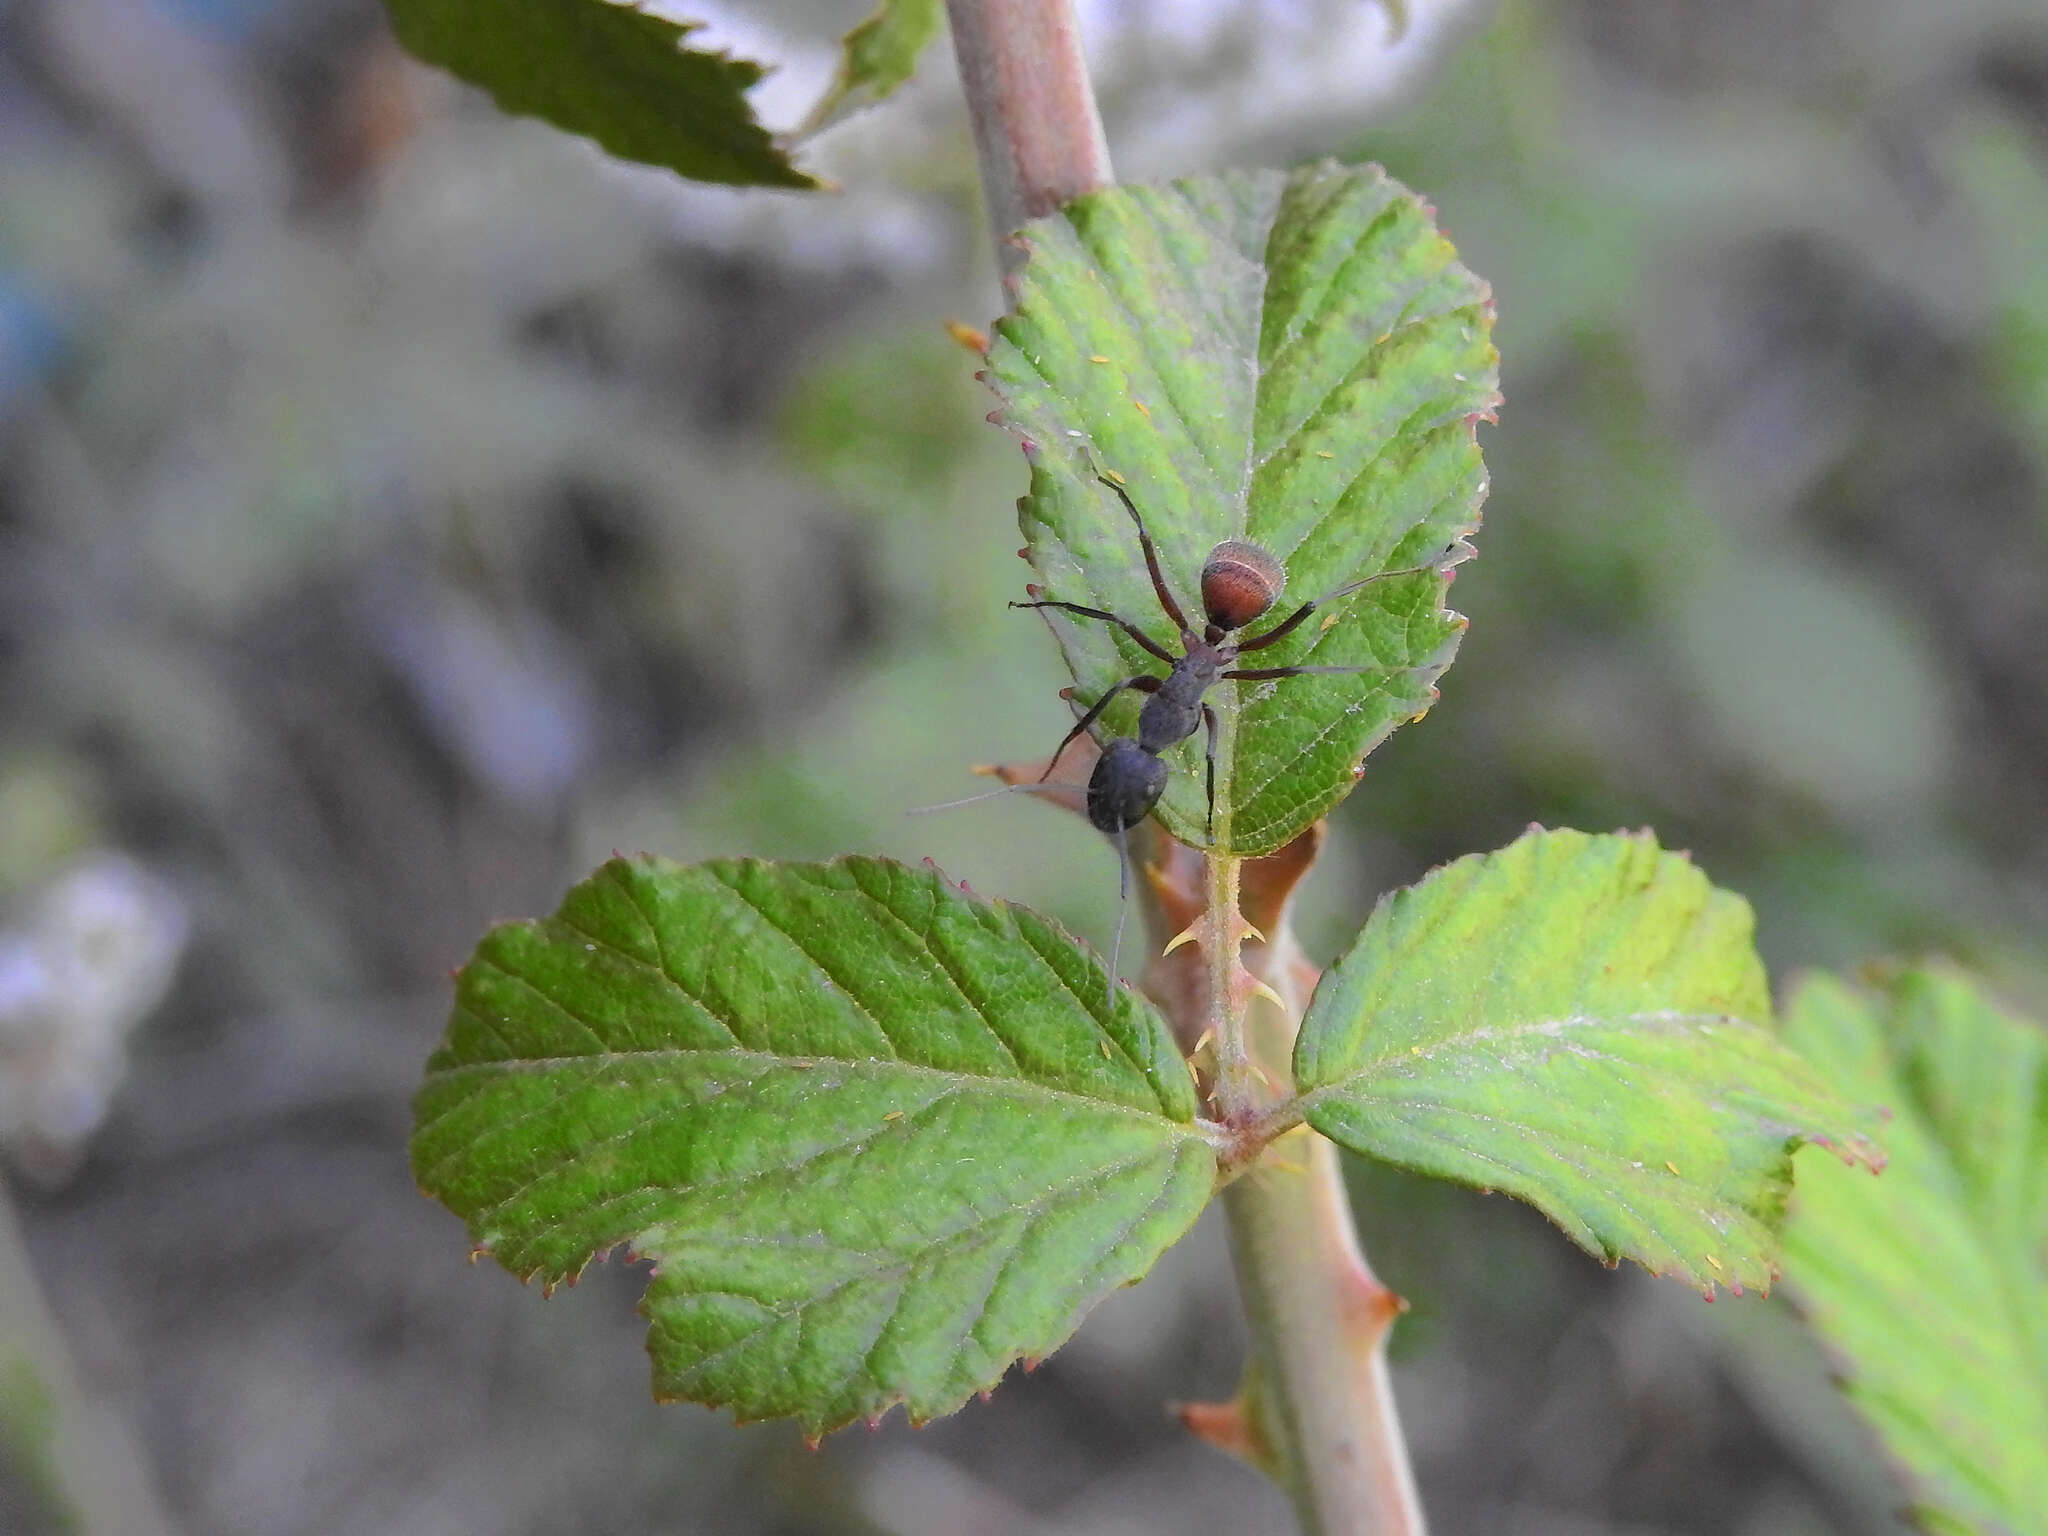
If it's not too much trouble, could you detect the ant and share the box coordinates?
[1012,472,1451,990]
[1017,473,1445,844]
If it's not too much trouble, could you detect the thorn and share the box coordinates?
[1665,1161,1681,1176]
[1101,465,1125,484]
[1704,1254,1722,1272]
[978,1389,994,1402]
[1021,1356,1041,1374]
[468,1246,489,1265]
[867,1414,884,1430]
[1018,547,1030,559]
[883,1110,904,1122]
[1178,1398,1256,1460]
[1133,400,1150,418]
[804,1434,823,1452]
[541,1282,556,1299]
[1099,1039,1112,1059]
[945,319,988,354]
[1163,920,1202,955]
[1089,354,1110,364]
[1245,973,1288,1013]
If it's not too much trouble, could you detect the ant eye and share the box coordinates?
[1200,541,1284,631]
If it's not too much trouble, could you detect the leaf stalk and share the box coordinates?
[943,0,1113,280]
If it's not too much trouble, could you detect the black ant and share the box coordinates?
[1010,472,1451,990]
[1018,473,1445,844]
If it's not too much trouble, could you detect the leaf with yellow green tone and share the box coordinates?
[1781,969,2048,1535]
[411,856,1214,1436]
[1293,828,1881,1294]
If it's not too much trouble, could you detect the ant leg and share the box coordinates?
[1232,556,1447,654]
[1201,704,1219,842]
[1223,663,1389,681]
[1010,599,1176,663]
[1095,476,1194,639]
[1038,673,1163,781]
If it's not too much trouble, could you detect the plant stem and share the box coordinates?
[1206,849,1260,1125]
[1216,871,1426,1534]
[947,9,1427,1529]
[943,0,1113,278]
[1223,1138,1426,1536]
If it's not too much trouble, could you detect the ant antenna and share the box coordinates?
[906,781,1081,816]
[1106,823,1131,1005]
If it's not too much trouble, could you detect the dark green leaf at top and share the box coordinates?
[1781,969,2048,1534]
[411,855,1214,1436]
[384,0,818,189]
[1293,828,1882,1294]
[984,163,1498,855]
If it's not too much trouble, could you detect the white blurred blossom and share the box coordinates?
[0,856,187,1184]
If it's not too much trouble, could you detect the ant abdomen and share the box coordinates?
[1200,540,1286,632]
[1087,737,1169,835]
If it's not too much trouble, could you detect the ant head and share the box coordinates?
[1200,540,1285,631]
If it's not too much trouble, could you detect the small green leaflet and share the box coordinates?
[1781,970,2048,1533]
[984,163,1499,856]
[1292,828,1882,1294]
[411,856,1214,1435]
[797,0,943,139]
[383,0,818,189]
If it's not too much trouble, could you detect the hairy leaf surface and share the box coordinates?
[384,0,817,188]
[412,856,1213,1434]
[1293,828,1880,1293]
[1781,970,2048,1533]
[984,163,1498,854]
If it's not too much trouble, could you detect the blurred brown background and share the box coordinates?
[2,0,2045,1530]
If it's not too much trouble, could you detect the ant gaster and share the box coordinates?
[1015,473,1445,845]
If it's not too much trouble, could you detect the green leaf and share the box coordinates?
[983,164,1498,855]
[411,855,1214,1435]
[1292,827,1881,1293]
[383,0,818,189]
[797,0,943,139]
[1780,969,2048,1533]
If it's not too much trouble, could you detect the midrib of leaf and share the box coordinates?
[443,856,1191,1119]
[1298,1008,1771,1101]
[420,1047,1215,1143]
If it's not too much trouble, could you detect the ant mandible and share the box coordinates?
[1016,472,1445,849]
